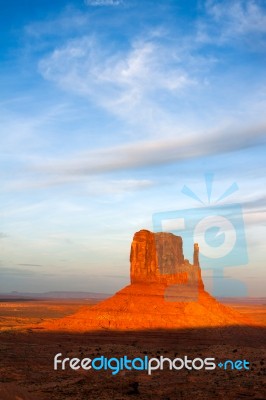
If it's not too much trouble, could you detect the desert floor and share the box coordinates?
[0,299,265,400]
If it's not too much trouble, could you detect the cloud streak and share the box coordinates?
[84,0,122,6]
[0,267,40,277]
[18,263,43,267]
[32,123,266,178]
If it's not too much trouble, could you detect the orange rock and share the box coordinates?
[44,230,250,331]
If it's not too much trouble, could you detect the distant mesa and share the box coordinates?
[44,229,249,331]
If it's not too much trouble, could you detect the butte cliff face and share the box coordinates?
[44,229,250,331]
[130,230,184,283]
[130,230,204,295]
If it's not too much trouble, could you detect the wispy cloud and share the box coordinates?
[0,267,40,276]
[30,123,266,178]
[5,176,155,194]
[0,102,72,153]
[18,263,43,267]
[37,18,266,142]
[241,195,266,211]
[24,10,89,38]
[38,35,195,130]
[84,0,123,6]
[198,0,266,45]
[2,121,265,193]
[206,0,266,34]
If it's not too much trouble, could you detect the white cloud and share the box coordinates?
[3,121,265,195]
[86,179,154,195]
[21,122,266,180]
[0,102,72,153]
[206,0,266,33]
[201,0,266,44]
[25,12,89,38]
[5,176,154,195]
[84,0,122,6]
[38,35,195,132]
[37,9,266,141]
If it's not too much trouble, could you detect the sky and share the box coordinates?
[0,0,265,296]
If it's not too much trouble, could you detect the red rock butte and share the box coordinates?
[45,230,249,331]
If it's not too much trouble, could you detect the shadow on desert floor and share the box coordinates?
[0,325,265,399]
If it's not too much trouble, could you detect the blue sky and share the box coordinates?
[0,0,265,296]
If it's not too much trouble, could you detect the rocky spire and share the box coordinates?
[193,243,200,267]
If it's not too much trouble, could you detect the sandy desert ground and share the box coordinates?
[0,298,265,400]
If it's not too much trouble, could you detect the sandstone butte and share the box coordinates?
[44,230,250,331]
